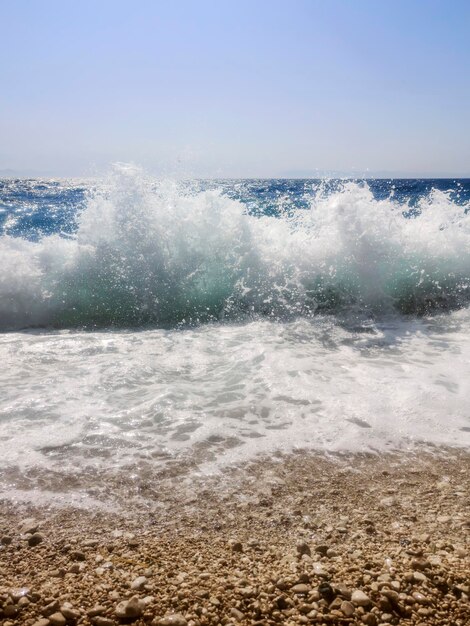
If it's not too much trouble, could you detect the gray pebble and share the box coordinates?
[130,575,147,590]
[351,589,371,606]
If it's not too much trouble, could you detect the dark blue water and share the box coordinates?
[1,178,469,240]
[1,174,470,330]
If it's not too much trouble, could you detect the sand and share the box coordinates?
[0,448,468,625]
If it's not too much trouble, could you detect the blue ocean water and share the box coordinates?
[1,176,470,241]
[0,169,469,505]
[1,174,470,330]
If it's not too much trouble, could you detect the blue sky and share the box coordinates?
[1,0,469,177]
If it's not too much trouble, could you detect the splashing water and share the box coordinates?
[1,165,470,331]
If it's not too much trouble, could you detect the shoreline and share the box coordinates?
[0,448,468,625]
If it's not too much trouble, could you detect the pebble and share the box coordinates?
[43,600,60,616]
[351,590,372,606]
[411,558,429,571]
[115,596,144,620]
[378,596,392,612]
[50,568,65,578]
[229,540,243,553]
[83,538,100,547]
[329,597,342,611]
[412,592,429,605]
[312,562,328,576]
[20,518,39,534]
[156,615,188,626]
[291,583,310,594]
[48,613,66,626]
[28,532,44,547]
[296,541,311,556]
[61,606,81,620]
[230,607,244,621]
[91,615,116,626]
[340,600,355,616]
[128,538,140,548]
[130,575,148,590]
[275,578,289,590]
[32,620,50,626]
[92,619,116,626]
[88,605,107,617]
[11,587,30,601]
[275,594,289,610]
[418,607,431,616]
[362,613,378,626]
[3,605,17,618]
[333,583,351,599]
[318,582,335,603]
[381,589,399,604]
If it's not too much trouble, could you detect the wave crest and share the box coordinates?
[1,166,470,330]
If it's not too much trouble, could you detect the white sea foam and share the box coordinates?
[0,313,468,485]
[1,166,470,330]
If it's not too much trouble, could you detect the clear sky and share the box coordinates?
[1,0,469,178]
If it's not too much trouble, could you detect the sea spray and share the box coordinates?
[1,166,470,331]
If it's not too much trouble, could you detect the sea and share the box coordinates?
[1,165,469,506]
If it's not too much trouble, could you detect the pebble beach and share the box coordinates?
[3,3,470,626]
[1,449,468,626]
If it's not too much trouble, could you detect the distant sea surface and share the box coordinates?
[1,169,469,505]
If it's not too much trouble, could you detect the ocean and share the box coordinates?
[1,166,469,506]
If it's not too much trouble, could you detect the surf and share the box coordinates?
[1,165,470,331]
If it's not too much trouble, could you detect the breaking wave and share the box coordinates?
[1,166,470,330]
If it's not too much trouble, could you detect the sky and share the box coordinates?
[1,0,469,178]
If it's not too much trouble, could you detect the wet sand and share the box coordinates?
[0,449,468,625]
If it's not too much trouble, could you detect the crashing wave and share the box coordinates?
[1,165,470,330]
